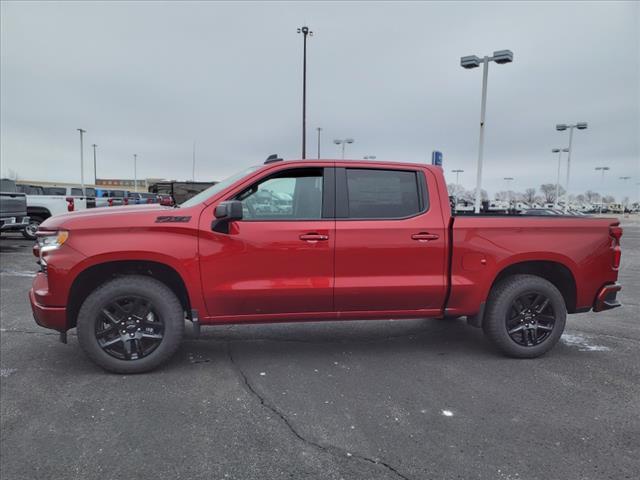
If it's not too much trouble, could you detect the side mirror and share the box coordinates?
[212,200,243,233]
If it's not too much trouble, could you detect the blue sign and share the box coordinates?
[431,150,443,167]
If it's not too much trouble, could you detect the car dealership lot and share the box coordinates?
[1,220,639,480]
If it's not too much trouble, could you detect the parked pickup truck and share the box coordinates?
[17,185,90,240]
[29,159,623,373]
[1,179,30,234]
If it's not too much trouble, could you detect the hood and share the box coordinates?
[40,204,179,230]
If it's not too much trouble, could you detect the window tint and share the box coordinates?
[111,190,125,198]
[346,169,422,218]
[71,188,83,196]
[236,168,323,220]
[43,187,66,195]
[85,188,96,197]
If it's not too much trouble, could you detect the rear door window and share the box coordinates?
[43,187,66,195]
[71,188,83,196]
[344,169,425,219]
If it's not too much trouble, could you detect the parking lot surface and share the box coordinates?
[1,219,639,480]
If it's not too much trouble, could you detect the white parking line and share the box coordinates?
[0,271,36,278]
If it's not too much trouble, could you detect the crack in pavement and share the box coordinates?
[226,343,412,480]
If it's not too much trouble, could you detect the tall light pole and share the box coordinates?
[77,128,86,192]
[595,166,609,214]
[133,154,138,192]
[297,25,313,159]
[504,177,514,207]
[316,127,322,159]
[192,140,196,181]
[452,169,464,186]
[556,122,588,212]
[552,147,569,208]
[460,49,514,213]
[620,176,631,211]
[334,138,354,159]
[92,144,98,186]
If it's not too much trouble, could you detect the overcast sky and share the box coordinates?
[1,1,639,199]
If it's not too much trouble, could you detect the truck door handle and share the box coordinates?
[299,233,329,242]
[411,232,439,241]
[300,233,329,241]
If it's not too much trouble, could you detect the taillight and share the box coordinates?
[65,197,75,212]
[609,225,623,269]
[124,198,129,205]
[108,198,114,207]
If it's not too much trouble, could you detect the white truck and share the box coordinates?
[16,184,91,239]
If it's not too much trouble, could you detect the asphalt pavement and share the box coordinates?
[1,220,639,480]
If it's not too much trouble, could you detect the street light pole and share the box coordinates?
[297,26,313,159]
[192,140,196,181]
[316,127,322,159]
[460,49,514,213]
[333,138,354,159]
[452,169,464,186]
[92,144,98,186]
[77,128,86,192]
[134,154,138,192]
[552,147,569,208]
[504,177,514,207]
[620,176,631,211]
[595,166,610,214]
[556,122,588,212]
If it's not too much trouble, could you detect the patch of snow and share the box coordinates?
[259,372,266,376]
[442,410,453,417]
[0,368,17,378]
[562,334,610,352]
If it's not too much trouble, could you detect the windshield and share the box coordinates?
[179,166,262,208]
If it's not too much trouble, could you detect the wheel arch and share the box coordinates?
[490,260,577,313]
[26,207,52,219]
[66,260,191,330]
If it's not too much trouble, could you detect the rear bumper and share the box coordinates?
[593,283,622,312]
[29,287,67,331]
[0,215,29,231]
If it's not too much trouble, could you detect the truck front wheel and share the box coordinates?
[483,274,566,358]
[77,275,185,373]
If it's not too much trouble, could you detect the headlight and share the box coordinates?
[37,231,69,272]
[37,230,69,251]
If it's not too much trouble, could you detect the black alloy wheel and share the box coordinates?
[96,295,164,360]
[506,292,555,347]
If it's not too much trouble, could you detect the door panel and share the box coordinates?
[334,167,447,314]
[200,220,334,316]
[198,166,335,318]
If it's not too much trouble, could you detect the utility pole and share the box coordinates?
[134,154,138,192]
[297,26,313,159]
[316,127,322,159]
[77,128,86,192]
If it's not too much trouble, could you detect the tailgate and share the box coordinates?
[0,192,28,217]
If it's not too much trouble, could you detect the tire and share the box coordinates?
[483,274,566,358]
[22,215,44,240]
[77,275,185,373]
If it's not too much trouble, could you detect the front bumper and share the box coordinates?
[593,283,622,312]
[29,274,67,331]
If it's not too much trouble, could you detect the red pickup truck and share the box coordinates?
[29,158,623,373]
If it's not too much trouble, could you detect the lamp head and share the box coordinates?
[492,50,514,64]
[460,55,480,69]
[556,124,568,131]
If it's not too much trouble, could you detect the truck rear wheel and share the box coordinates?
[483,274,566,358]
[77,275,184,373]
